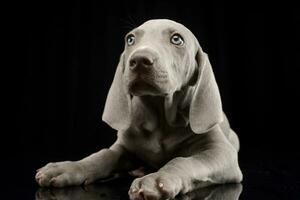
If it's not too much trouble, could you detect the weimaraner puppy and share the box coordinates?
[35,19,243,200]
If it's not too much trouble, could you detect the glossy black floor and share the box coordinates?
[5,157,300,200]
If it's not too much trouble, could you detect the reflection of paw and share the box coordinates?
[35,161,87,187]
[35,185,121,200]
[35,188,55,200]
[128,172,180,200]
[177,184,243,200]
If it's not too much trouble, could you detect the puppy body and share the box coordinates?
[36,19,242,200]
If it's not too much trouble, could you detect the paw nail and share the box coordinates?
[159,182,164,188]
[131,188,137,193]
[50,178,56,183]
[35,173,42,179]
[84,179,90,185]
[138,189,144,193]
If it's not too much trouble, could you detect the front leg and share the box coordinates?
[129,141,242,200]
[35,142,135,187]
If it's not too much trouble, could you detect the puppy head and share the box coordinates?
[102,19,223,133]
[122,19,199,96]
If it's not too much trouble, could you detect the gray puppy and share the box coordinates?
[35,19,243,200]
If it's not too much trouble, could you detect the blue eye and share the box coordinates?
[127,34,135,46]
[170,34,184,46]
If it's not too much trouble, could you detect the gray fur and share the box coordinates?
[35,19,242,200]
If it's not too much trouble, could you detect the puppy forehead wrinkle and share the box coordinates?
[139,26,187,38]
[140,19,193,33]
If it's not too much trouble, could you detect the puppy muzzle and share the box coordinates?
[126,49,170,96]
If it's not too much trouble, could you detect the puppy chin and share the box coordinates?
[128,80,168,96]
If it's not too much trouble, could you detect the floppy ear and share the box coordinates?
[189,47,223,134]
[102,53,131,131]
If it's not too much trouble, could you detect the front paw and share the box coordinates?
[128,172,181,200]
[35,161,87,187]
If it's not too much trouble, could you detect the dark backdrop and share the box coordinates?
[5,0,300,197]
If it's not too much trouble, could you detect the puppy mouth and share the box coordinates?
[128,76,163,96]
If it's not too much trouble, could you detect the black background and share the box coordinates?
[5,0,300,199]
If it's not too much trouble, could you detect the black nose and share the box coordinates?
[129,50,155,70]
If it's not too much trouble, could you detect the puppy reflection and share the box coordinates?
[35,184,122,200]
[35,183,242,200]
